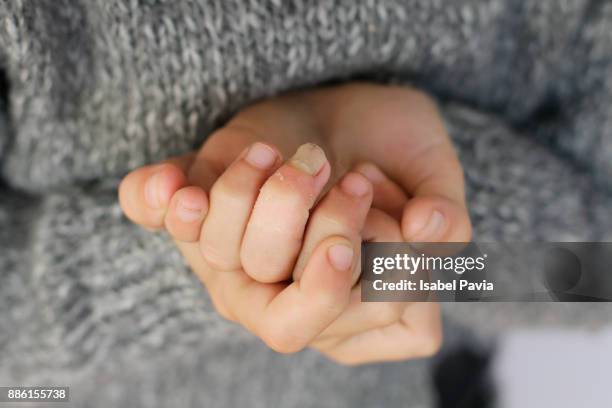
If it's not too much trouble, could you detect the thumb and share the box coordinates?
[387,137,472,243]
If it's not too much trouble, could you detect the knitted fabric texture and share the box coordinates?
[1,1,612,406]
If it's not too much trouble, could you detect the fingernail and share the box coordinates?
[289,143,327,175]
[340,172,371,197]
[412,210,446,241]
[357,163,386,184]
[328,243,354,271]
[145,172,163,209]
[245,142,278,169]
[176,196,205,222]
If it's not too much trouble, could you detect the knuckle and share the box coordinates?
[315,206,359,232]
[156,163,188,186]
[157,162,183,175]
[314,292,348,317]
[209,180,250,206]
[314,212,346,231]
[200,241,238,271]
[239,258,268,282]
[259,327,305,354]
[240,239,301,283]
[373,304,402,326]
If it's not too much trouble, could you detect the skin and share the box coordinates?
[118,82,471,364]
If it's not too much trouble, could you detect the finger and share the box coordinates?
[199,142,282,270]
[166,126,262,243]
[241,143,331,283]
[314,211,404,340]
[385,132,471,242]
[362,93,471,243]
[223,236,355,353]
[118,155,193,230]
[354,162,408,220]
[362,208,404,243]
[164,185,209,242]
[171,235,237,322]
[187,125,258,190]
[402,195,472,242]
[313,284,405,341]
[292,172,372,284]
[316,303,442,365]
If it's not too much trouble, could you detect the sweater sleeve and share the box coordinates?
[439,102,612,333]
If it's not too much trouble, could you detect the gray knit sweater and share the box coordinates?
[1,1,612,407]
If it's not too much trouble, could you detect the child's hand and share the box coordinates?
[118,83,470,364]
